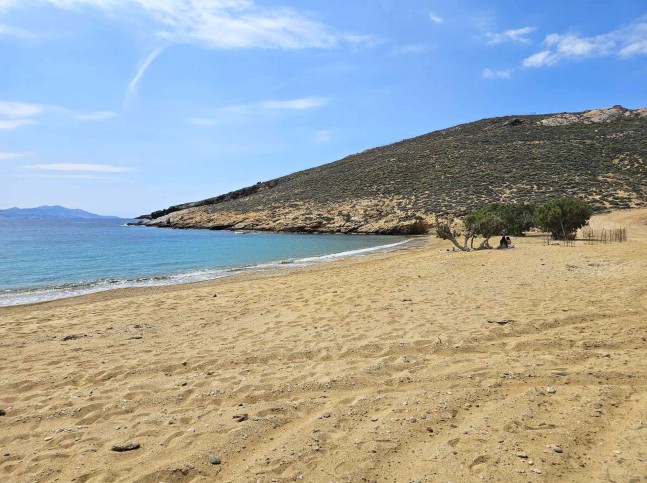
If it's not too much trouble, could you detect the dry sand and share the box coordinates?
[1,209,646,483]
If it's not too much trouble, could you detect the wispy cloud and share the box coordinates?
[0,99,116,128]
[0,100,46,130]
[0,22,35,39]
[3,1,370,50]
[482,68,513,80]
[25,163,136,173]
[486,27,536,45]
[0,119,35,130]
[3,1,374,104]
[390,44,433,56]
[187,97,331,125]
[523,17,647,68]
[23,173,109,179]
[125,47,165,106]
[313,130,332,145]
[75,111,118,121]
[429,13,444,24]
[0,151,30,159]
[259,98,331,110]
[0,100,44,117]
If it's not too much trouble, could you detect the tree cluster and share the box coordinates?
[436,197,593,250]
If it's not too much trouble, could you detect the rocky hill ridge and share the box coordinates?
[137,105,646,234]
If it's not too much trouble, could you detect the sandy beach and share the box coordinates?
[1,209,645,483]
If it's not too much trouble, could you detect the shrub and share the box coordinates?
[535,197,593,239]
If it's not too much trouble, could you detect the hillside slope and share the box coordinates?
[138,105,646,234]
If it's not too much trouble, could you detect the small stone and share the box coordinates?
[552,370,567,376]
[547,386,557,394]
[187,427,195,432]
[371,417,378,422]
[426,427,434,433]
[44,437,53,442]
[516,451,529,459]
[320,412,331,419]
[530,468,542,474]
[554,445,563,453]
[233,414,248,422]
[208,454,221,465]
[450,423,458,428]
[111,442,140,452]
[0,408,5,416]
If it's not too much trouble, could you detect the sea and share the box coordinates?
[0,218,408,306]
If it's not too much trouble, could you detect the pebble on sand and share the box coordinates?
[208,454,221,465]
[547,386,557,393]
[111,442,141,452]
[0,408,5,416]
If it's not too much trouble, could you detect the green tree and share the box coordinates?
[484,203,536,236]
[464,209,505,249]
[535,197,593,239]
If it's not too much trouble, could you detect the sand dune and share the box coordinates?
[1,209,646,482]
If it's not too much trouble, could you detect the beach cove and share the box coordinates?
[1,208,645,482]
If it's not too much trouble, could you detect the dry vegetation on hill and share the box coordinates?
[138,106,646,234]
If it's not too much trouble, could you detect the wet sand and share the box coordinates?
[1,209,646,482]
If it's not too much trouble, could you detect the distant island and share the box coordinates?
[0,205,121,220]
[136,105,646,235]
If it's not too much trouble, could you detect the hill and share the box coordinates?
[138,105,647,234]
[0,205,120,220]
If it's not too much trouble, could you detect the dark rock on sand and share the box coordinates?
[111,442,141,452]
[208,454,222,465]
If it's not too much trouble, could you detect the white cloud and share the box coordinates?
[0,22,35,38]
[429,13,443,24]
[125,47,165,106]
[0,100,44,117]
[0,152,31,160]
[75,111,118,121]
[390,44,432,56]
[3,1,365,50]
[486,27,536,45]
[2,2,372,103]
[188,97,331,125]
[0,99,116,127]
[619,40,647,57]
[25,163,136,172]
[522,50,559,68]
[482,68,513,80]
[23,173,109,179]
[0,119,35,129]
[524,17,647,68]
[259,98,330,110]
[0,151,30,159]
[313,130,331,145]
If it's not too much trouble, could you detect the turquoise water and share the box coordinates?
[0,219,407,306]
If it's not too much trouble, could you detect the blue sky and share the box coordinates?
[1,0,646,217]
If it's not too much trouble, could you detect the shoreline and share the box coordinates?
[0,235,419,308]
[1,208,645,482]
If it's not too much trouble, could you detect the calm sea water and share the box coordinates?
[0,219,407,306]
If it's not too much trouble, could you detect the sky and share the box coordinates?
[1,0,646,217]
